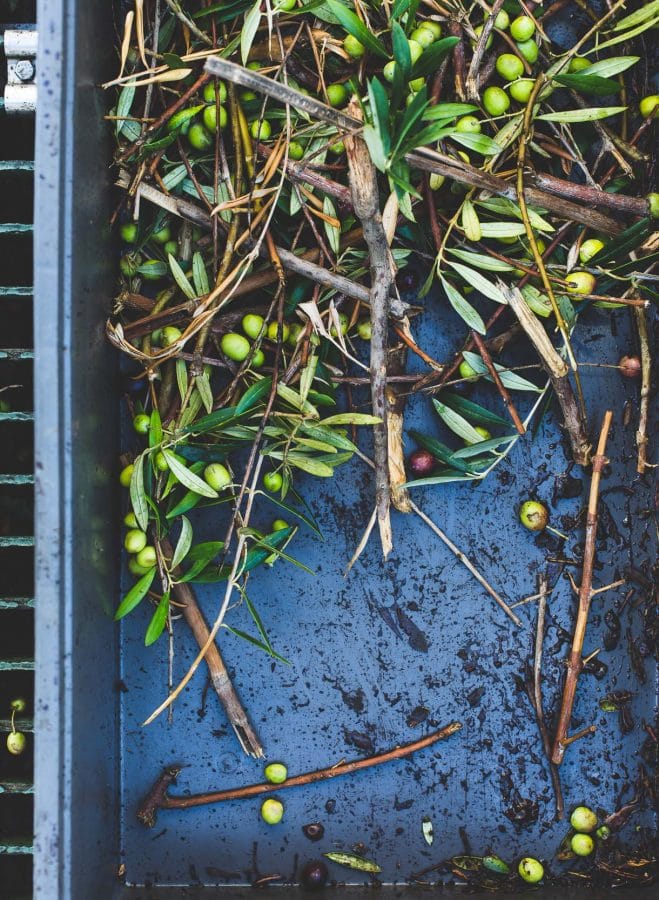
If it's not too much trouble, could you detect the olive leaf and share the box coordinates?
[440,276,486,335]
[536,106,626,123]
[611,0,659,32]
[449,131,502,156]
[170,516,193,569]
[149,407,163,448]
[325,0,389,58]
[478,222,527,238]
[144,591,170,646]
[447,247,514,272]
[578,56,639,78]
[440,392,510,428]
[130,453,149,531]
[196,371,214,414]
[324,852,382,874]
[422,102,478,121]
[320,413,381,426]
[433,398,489,445]
[323,196,340,254]
[240,0,261,64]
[176,358,188,403]
[192,251,210,296]
[116,85,136,136]
[446,261,508,304]
[168,253,196,300]
[553,73,621,96]
[115,567,156,620]
[461,200,481,242]
[461,350,542,392]
[162,449,219,497]
[161,163,188,191]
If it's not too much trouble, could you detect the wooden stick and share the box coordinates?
[634,305,651,475]
[551,411,613,765]
[470,330,526,435]
[345,99,394,558]
[160,539,264,759]
[137,722,462,825]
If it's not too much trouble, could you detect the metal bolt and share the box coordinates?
[14,60,35,82]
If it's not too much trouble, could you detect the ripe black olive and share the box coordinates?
[302,822,324,842]
[300,860,328,891]
[408,449,435,477]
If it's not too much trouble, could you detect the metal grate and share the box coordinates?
[0,2,36,897]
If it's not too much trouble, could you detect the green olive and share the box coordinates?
[267,322,290,342]
[264,762,288,783]
[510,15,535,42]
[120,222,138,244]
[516,39,538,64]
[519,500,548,532]
[429,172,445,191]
[250,119,272,140]
[288,141,305,160]
[288,322,304,345]
[125,529,148,554]
[509,78,534,103]
[188,123,213,151]
[496,53,525,81]
[150,329,163,346]
[154,452,169,472]
[330,312,349,337]
[242,313,265,339]
[383,60,396,83]
[328,139,345,155]
[128,557,152,577]
[596,825,611,841]
[464,425,492,445]
[124,511,138,528]
[455,115,481,134]
[203,104,228,131]
[272,519,289,532]
[472,24,493,50]
[203,81,228,104]
[421,20,442,39]
[6,731,26,755]
[274,0,296,10]
[408,76,425,92]
[162,326,182,347]
[251,349,265,368]
[357,319,372,340]
[120,253,141,278]
[263,471,283,493]
[326,83,348,108]
[483,86,510,116]
[570,806,598,833]
[579,238,604,263]
[343,34,365,58]
[494,10,510,30]
[221,332,251,362]
[569,56,591,72]
[518,858,543,884]
[152,224,171,245]
[410,27,435,49]
[204,463,231,491]
[261,798,284,824]
[639,94,659,119]
[163,240,178,256]
[407,39,423,64]
[241,90,258,103]
[10,698,26,713]
[133,413,150,434]
[565,271,596,295]
[648,192,659,218]
[119,464,134,487]
[459,359,479,382]
[136,545,157,568]
[571,834,594,856]
[247,61,262,71]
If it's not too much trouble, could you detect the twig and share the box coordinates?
[470,331,525,436]
[345,99,394,558]
[551,410,613,765]
[464,0,505,100]
[386,344,412,514]
[137,722,462,825]
[634,305,651,475]
[160,539,264,758]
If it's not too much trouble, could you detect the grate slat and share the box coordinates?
[0,475,34,484]
[0,287,33,297]
[0,597,34,609]
[0,349,33,360]
[0,161,34,172]
[0,537,34,547]
[0,659,35,672]
[0,224,33,235]
[0,840,34,856]
[0,781,33,796]
[0,412,34,421]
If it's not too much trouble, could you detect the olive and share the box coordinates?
[459,359,479,381]
[510,15,535,42]
[124,511,138,528]
[151,330,163,345]
[496,53,525,81]
[494,10,510,30]
[251,349,265,368]
[596,825,611,841]
[302,822,325,841]
[125,529,148,554]
[154,451,169,471]
[357,319,372,340]
[136,545,157,568]
[383,61,396,83]
[242,313,265,339]
[162,326,182,347]
[120,253,141,278]
[648,192,659,218]
[569,56,591,72]
[326,83,348,108]
[288,322,304,345]
[330,312,349,337]
[518,858,543,883]
[455,115,481,134]
[241,90,258,103]
[300,860,328,891]
[163,240,178,256]
[408,449,436,477]
[618,355,641,378]
[272,519,289,532]
[328,139,345,155]
[119,464,134,487]
[188,123,213,151]
[120,222,138,244]
[409,77,425,92]
[421,20,442,39]
[472,24,493,50]
[267,321,290,342]
[289,141,305,160]
[133,413,150,434]
[407,39,423,64]
[263,471,283,493]
[519,499,549,532]
[465,425,491,445]
[203,81,228,104]
[250,119,272,140]
[483,86,510,116]
[343,34,365,58]
[571,834,594,856]
[10,698,26,713]
[167,106,198,133]
[429,172,445,191]
[261,798,284,824]
[509,78,534,103]
[6,731,26,755]
[639,95,659,119]
[516,39,538,64]
[203,104,228,131]
[410,27,435,49]
[151,224,171,245]
[264,762,288,783]
[204,463,231,491]
[579,238,604,263]
[565,271,596,295]
[0,399,10,413]
[570,806,598,833]
[275,0,296,10]
[221,332,251,362]
[128,557,151,577]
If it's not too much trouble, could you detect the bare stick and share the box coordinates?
[161,539,263,758]
[470,330,526,435]
[137,722,462,825]
[465,0,506,100]
[551,411,613,765]
[634,305,651,475]
[386,344,412,514]
[345,99,394,558]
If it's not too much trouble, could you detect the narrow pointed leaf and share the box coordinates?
[170,516,193,569]
[145,591,170,646]
[115,567,156,620]
[163,450,219,497]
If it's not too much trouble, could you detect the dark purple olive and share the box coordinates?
[408,449,435,477]
[396,269,419,292]
[300,860,328,892]
[302,822,325,842]
[619,355,641,378]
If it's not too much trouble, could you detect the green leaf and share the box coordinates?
[579,56,639,78]
[145,591,170,646]
[362,123,388,172]
[367,78,391,156]
[130,453,149,531]
[440,277,486,334]
[223,624,290,663]
[612,0,659,31]
[170,516,193,569]
[196,371,214,414]
[192,251,210,296]
[176,358,188,403]
[553,74,621,96]
[163,449,219,497]
[137,260,167,278]
[300,354,318,405]
[478,222,527,238]
[298,422,358,453]
[433,399,488,445]
[276,382,319,417]
[461,350,542,392]
[286,453,334,477]
[325,1,388,58]
[461,199,481,242]
[182,404,239,435]
[237,376,271,415]
[393,87,430,158]
[447,248,514,272]
[162,163,189,191]
[521,283,552,318]
[168,253,196,299]
[404,471,476,487]
[477,197,554,233]
[440,392,510,428]
[450,131,502,156]
[259,491,322,536]
[408,430,474,474]
[446,261,508,304]
[115,567,156,620]
[391,19,411,78]
[241,0,261,64]
[187,541,224,563]
[116,85,136,136]
[149,408,163,449]
[536,106,626,123]
[324,852,381,874]
[422,102,478,121]
[451,434,516,458]
[320,413,381,426]
[323,196,340,254]
[410,36,458,79]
